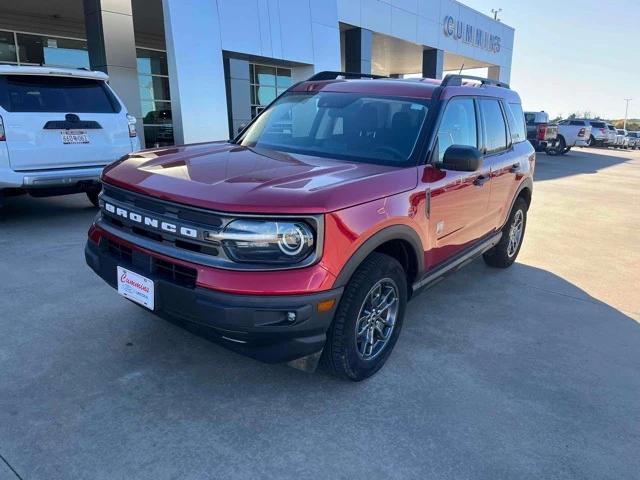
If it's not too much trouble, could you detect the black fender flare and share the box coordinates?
[501,177,533,228]
[333,225,425,288]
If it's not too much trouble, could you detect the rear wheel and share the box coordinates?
[555,136,567,155]
[588,135,596,147]
[483,197,527,268]
[322,253,407,381]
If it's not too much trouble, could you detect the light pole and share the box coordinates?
[623,98,632,130]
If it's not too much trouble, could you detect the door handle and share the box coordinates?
[473,175,490,187]
[509,163,520,173]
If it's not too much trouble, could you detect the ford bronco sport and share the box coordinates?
[85,72,534,381]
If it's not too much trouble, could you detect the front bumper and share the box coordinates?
[0,165,106,189]
[85,238,343,365]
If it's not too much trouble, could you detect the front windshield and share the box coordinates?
[237,92,429,165]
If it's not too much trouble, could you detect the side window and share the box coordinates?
[570,120,585,126]
[505,102,526,143]
[436,97,477,161]
[479,99,508,154]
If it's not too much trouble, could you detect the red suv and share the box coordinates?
[85,72,534,381]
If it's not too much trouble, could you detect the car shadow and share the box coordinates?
[1,256,639,478]
[0,193,97,227]
[534,147,636,182]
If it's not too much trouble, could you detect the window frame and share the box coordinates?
[431,95,481,164]
[478,97,510,156]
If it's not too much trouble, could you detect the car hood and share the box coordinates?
[102,142,418,214]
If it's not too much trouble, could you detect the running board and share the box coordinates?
[412,232,502,293]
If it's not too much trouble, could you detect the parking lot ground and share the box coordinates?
[0,147,639,480]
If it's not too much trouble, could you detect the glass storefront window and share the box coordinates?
[249,64,291,118]
[137,48,173,148]
[138,75,170,101]
[137,48,169,76]
[0,31,17,63]
[16,34,89,68]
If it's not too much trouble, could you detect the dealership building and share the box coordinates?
[0,0,514,148]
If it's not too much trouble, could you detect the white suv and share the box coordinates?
[0,65,140,208]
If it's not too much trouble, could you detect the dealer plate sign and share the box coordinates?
[117,266,154,310]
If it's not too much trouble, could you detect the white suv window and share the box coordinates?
[0,75,119,113]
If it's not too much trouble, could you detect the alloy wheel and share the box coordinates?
[507,209,524,257]
[355,278,399,360]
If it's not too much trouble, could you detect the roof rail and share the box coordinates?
[307,71,387,81]
[441,74,510,89]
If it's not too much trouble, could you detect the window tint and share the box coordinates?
[436,97,477,161]
[480,99,508,154]
[570,120,585,126]
[505,102,526,143]
[590,121,605,128]
[0,75,119,113]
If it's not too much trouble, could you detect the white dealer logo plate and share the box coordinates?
[117,266,154,310]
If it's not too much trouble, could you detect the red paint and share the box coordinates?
[102,143,417,214]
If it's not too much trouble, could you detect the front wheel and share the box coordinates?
[483,197,527,268]
[322,253,407,381]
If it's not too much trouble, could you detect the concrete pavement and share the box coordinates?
[0,147,639,479]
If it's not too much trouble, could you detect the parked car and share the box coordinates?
[85,72,535,381]
[0,65,140,208]
[582,120,608,147]
[616,129,629,149]
[525,111,559,154]
[606,124,618,146]
[627,131,639,149]
[555,119,592,154]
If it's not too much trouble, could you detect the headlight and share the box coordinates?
[218,219,315,264]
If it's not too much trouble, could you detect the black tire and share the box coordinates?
[555,136,567,155]
[86,187,101,208]
[322,253,407,381]
[562,146,572,154]
[483,197,527,268]
[588,135,596,147]
[546,142,558,156]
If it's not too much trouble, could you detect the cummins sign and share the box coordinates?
[443,15,501,53]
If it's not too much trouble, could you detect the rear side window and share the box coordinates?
[590,121,605,128]
[0,75,120,113]
[436,97,477,161]
[479,99,508,154]
[570,120,585,126]
[505,102,526,143]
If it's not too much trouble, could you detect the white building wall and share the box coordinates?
[162,0,514,144]
[337,0,514,83]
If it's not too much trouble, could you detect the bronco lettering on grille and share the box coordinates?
[104,202,198,239]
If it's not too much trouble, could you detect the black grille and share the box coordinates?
[100,184,225,257]
[153,259,197,288]
[107,239,132,263]
[105,237,197,289]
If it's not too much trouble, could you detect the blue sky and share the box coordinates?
[460,0,640,120]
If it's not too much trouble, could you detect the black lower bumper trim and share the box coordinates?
[85,238,342,364]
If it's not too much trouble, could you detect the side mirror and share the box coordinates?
[437,145,483,172]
